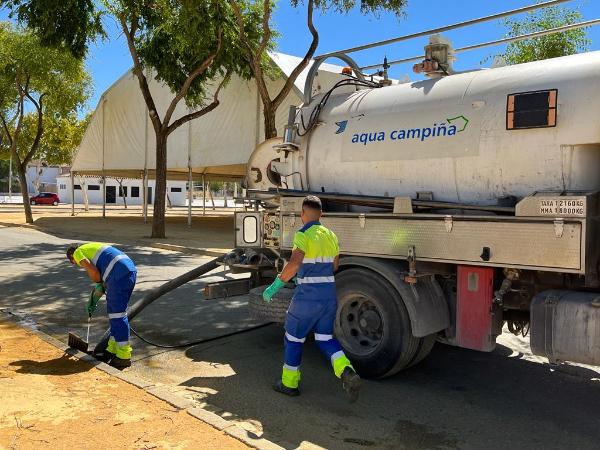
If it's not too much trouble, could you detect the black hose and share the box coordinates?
[129,322,273,349]
[93,255,226,355]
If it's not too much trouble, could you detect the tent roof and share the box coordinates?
[71,53,346,180]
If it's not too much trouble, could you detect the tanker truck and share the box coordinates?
[219,9,600,379]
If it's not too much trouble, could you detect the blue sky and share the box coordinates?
[2,0,600,112]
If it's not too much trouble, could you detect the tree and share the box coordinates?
[0,0,103,59]
[498,5,590,65]
[0,23,91,223]
[105,1,264,238]
[229,0,408,139]
[1,0,266,238]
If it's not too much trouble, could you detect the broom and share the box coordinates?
[68,284,102,353]
[68,316,91,353]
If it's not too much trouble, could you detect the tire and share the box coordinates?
[30,200,36,205]
[52,201,58,206]
[406,334,437,369]
[335,268,420,379]
[248,286,293,323]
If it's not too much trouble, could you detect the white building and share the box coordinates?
[25,161,68,193]
[56,175,188,207]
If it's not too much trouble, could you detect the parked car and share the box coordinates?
[30,192,60,206]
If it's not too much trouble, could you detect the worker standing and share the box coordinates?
[263,195,361,402]
[66,242,137,369]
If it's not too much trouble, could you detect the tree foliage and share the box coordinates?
[106,1,263,111]
[499,6,590,65]
[294,0,406,16]
[0,0,103,58]
[0,113,90,165]
[1,0,265,237]
[229,0,408,139]
[0,23,91,222]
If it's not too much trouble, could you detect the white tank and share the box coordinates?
[258,51,600,205]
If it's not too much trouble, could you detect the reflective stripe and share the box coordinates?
[283,364,299,371]
[303,256,335,264]
[102,254,129,281]
[108,312,127,319]
[115,340,130,346]
[330,350,345,364]
[91,245,109,265]
[297,276,335,284]
[314,333,333,341]
[285,332,306,343]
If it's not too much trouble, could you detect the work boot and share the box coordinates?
[95,351,115,364]
[341,367,361,403]
[109,357,132,370]
[273,380,300,397]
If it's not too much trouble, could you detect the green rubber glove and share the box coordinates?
[86,283,105,317]
[263,277,286,303]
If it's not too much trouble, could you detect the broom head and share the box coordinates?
[68,332,89,353]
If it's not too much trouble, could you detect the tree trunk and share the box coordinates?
[17,163,33,224]
[263,104,278,139]
[151,131,168,238]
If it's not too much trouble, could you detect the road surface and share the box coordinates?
[2,225,600,450]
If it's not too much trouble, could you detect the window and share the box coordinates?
[131,186,140,198]
[170,187,182,193]
[59,184,66,190]
[88,185,100,191]
[119,186,128,197]
[74,184,81,190]
[507,89,557,130]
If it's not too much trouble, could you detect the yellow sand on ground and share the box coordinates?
[0,320,248,450]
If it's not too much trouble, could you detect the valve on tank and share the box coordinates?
[413,34,455,78]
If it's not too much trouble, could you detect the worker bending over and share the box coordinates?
[66,242,137,369]
[263,195,361,402]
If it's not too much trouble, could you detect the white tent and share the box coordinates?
[71,52,347,182]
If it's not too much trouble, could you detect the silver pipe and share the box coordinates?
[455,18,600,54]
[316,0,572,59]
[362,18,600,70]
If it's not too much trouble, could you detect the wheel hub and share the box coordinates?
[338,295,384,356]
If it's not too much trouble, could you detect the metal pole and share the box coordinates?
[101,97,106,218]
[8,152,12,202]
[361,18,600,70]
[202,174,206,216]
[142,171,148,223]
[187,109,192,227]
[317,0,572,58]
[102,176,106,217]
[70,171,75,216]
[187,167,193,227]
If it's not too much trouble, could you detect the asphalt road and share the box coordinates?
[2,225,600,450]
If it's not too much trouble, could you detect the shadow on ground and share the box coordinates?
[178,328,600,450]
[9,355,94,376]
[0,237,257,353]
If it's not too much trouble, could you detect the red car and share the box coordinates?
[30,192,60,206]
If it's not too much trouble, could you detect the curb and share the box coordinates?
[0,309,285,450]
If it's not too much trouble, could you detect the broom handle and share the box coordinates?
[86,316,91,343]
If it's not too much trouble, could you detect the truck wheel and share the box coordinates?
[406,334,437,369]
[335,268,420,379]
[248,286,293,323]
